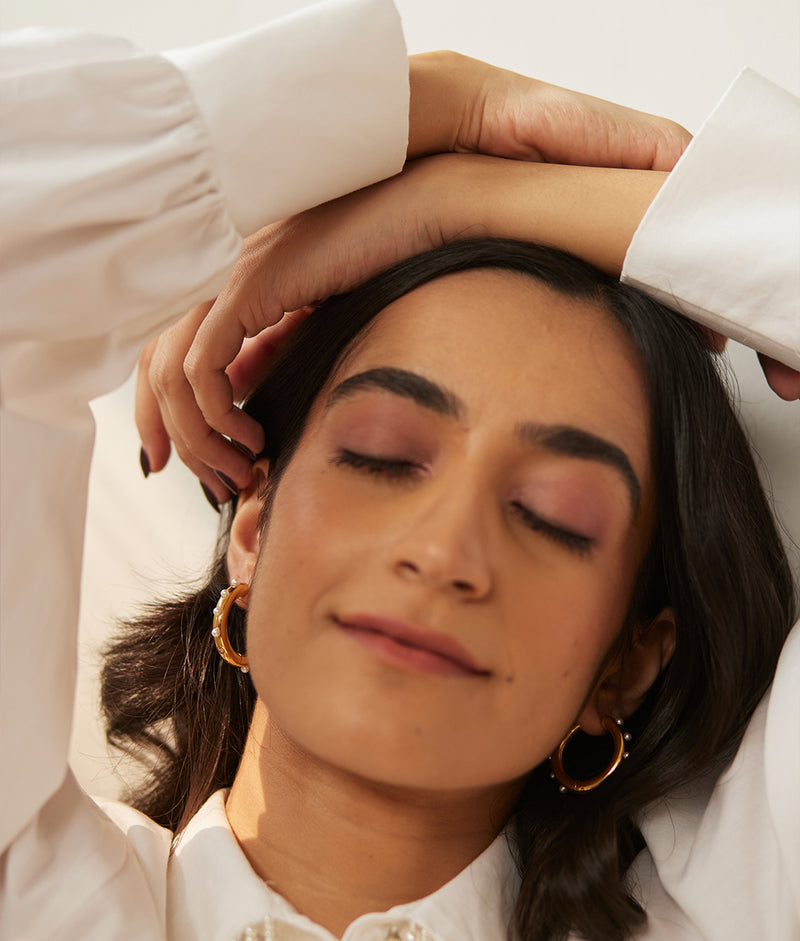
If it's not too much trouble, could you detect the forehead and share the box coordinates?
[335,269,651,471]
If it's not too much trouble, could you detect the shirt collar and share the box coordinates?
[169,790,519,941]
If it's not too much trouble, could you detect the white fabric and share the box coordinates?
[622,68,800,371]
[163,0,409,237]
[0,2,406,937]
[618,70,800,940]
[629,626,800,940]
[0,38,798,940]
[164,790,517,941]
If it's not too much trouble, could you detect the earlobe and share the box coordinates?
[579,607,676,735]
[226,458,270,591]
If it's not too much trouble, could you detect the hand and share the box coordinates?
[138,54,695,494]
[409,51,691,170]
[135,162,452,500]
[137,296,314,505]
[137,150,794,497]
[136,154,671,496]
[757,353,800,400]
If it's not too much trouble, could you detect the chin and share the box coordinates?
[264,696,533,793]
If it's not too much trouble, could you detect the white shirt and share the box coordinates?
[622,68,800,370]
[0,24,798,938]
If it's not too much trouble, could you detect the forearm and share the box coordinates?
[0,0,408,856]
[413,154,666,275]
[139,66,692,488]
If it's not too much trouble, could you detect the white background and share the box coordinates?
[4,0,798,797]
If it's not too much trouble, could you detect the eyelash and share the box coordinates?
[510,501,593,558]
[333,448,421,480]
[333,449,593,557]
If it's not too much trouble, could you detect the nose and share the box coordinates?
[388,475,492,599]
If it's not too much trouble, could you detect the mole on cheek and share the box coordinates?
[505,674,514,684]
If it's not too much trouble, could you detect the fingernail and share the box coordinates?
[200,482,220,513]
[139,447,151,479]
[231,439,258,462]
[214,470,240,496]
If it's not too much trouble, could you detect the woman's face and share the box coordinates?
[241,269,655,790]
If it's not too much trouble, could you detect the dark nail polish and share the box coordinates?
[214,470,240,496]
[231,439,258,462]
[200,482,221,513]
[139,447,151,479]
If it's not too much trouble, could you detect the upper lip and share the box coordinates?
[335,613,490,676]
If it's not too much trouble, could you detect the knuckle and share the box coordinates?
[150,357,180,396]
[182,348,202,385]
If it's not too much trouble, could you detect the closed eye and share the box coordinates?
[511,501,593,557]
[332,448,422,480]
[333,451,594,556]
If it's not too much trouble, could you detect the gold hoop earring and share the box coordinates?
[549,716,631,793]
[211,579,249,673]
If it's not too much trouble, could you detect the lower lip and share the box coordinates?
[339,626,474,677]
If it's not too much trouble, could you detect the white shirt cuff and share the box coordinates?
[622,69,800,370]
[165,0,408,237]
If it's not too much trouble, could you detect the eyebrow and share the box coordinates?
[327,367,462,418]
[327,367,641,517]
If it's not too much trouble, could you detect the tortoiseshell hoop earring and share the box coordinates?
[211,579,249,673]
[549,716,631,793]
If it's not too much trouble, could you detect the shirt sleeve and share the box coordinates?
[0,0,407,868]
[636,622,800,936]
[621,69,800,370]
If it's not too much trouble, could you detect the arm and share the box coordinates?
[0,0,407,865]
[155,70,797,497]
[141,157,668,496]
[138,73,693,500]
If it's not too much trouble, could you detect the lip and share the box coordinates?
[335,613,490,677]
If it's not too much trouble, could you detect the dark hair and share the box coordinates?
[102,240,796,941]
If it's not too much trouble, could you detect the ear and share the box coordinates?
[225,459,271,596]
[578,608,676,735]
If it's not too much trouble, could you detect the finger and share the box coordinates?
[135,339,172,474]
[227,306,317,399]
[147,306,255,492]
[757,352,800,401]
[184,334,264,461]
[628,113,692,172]
[515,87,691,171]
[566,106,690,171]
[159,379,252,497]
[184,282,287,457]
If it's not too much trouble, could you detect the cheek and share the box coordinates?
[495,559,636,712]
[243,456,370,670]
[263,455,357,564]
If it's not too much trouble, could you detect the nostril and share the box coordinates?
[452,579,474,593]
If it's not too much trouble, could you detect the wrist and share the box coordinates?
[406,155,666,276]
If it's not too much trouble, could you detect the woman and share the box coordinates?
[107,238,795,941]
[1,11,798,937]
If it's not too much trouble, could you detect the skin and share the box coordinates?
[138,49,694,499]
[149,160,667,499]
[225,270,675,935]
